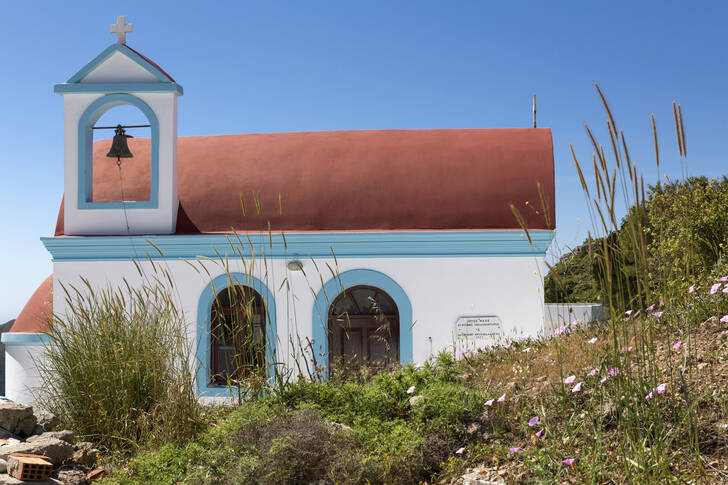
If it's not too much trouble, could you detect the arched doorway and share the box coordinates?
[328,286,399,370]
[210,285,266,385]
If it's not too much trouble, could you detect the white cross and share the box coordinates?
[110,16,133,44]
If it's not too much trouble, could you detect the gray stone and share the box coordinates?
[0,459,5,474]
[56,469,87,485]
[34,411,59,433]
[0,437,73,465]
[0,404,37,437]
[409,395,425,407]
[28,431,74,445]
[0,473,59,485]
[71,443,98,468]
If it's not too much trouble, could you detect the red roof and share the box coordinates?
[55,128,554,235]
[10,276,52,333]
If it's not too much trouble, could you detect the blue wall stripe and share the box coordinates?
[41,230,554,261]
[55,83,183,94]
[1,333,50,346]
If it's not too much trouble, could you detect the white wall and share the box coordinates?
[7,255,545,403]
[6,346,44,404]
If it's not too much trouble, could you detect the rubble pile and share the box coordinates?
[0,403,103,485]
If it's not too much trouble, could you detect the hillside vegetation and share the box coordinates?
[34,88,728,484]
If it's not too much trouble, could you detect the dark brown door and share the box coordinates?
[328,286,399,369]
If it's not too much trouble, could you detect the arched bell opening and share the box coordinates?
[210,285,267,386]
[327,285,400,375]
[91,104,151,203]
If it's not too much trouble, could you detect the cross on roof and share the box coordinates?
[110,16,133,44]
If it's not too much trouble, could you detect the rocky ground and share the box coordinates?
[0,402,102,485]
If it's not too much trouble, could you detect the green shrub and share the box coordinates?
[36,275,203,451]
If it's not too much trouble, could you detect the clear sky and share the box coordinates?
[1,1,727,323]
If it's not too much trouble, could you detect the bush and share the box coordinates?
[36,275,203,451]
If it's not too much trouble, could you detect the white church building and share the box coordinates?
[4,19,555,403]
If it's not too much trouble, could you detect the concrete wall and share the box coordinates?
[544,303,606,336]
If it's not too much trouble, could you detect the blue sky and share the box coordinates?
[1,2,727,322]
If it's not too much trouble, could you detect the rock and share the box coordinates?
[0,404,37,437]
[459,466,506,485]
[28,431,74,445]
[0,473,60,484]
[327,422,353,434]
[57,469,87,485]
[0,460,5,474]
[85,468,105,482]
[409,395,425,407]
[34,412,59,433]
[0,437,73,466]
[71,443,98,468]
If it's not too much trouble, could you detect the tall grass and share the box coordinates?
[35,263,203,452]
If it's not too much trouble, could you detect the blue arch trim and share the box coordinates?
[195,272,277,397]
[77,94,159,210]
[312,269,413,377]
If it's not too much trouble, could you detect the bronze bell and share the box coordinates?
[106,125,134,160]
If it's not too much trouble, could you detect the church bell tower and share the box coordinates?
[54,17,182,235]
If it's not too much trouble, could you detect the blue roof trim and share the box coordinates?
[41,230,555,261]
[66,44,173,84]
[2,333,51,346]
[54,83,183,95]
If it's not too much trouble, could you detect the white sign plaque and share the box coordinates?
[454,315,504,354]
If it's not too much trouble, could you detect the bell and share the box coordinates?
[106,125,134,160]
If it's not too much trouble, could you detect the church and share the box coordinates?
[4,18,555,404]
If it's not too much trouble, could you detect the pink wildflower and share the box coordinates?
[520,336,529,341]
[588,368,598,377]
[564,375,576,384]
[588,337,597,344]
[720,276,728,282]
[656,383,667,394]
[688,285,695,294]
[645,391,653,401]
[455,447,465,454]
[535,429,544,438]
[571,320,579,327]
[406,386,415,394]
[497,393,506,403]
[554,326,566,335]
[721,315,728,323]
[723,287,728,294]
[621,346,633,353]
[562,458,576,466]
[652,311,663,318]
[599,377,607,385]
[672,340,682,351]
[660,300,665,307]
[711,283,721,294]
[509,447,522,453]
[625,310,633,316]
[485,399,494,407]
[646,304,655,311]
[523,347,532,353]
[528,416,539,427]
[608,367,620,376]
[571,382,583,392]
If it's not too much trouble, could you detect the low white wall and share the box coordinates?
[544,303,606,336]
[5,346,44,404]
[17,255,547,403]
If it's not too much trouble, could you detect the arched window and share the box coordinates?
[328,286,399,370]
[210,285,266,385]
